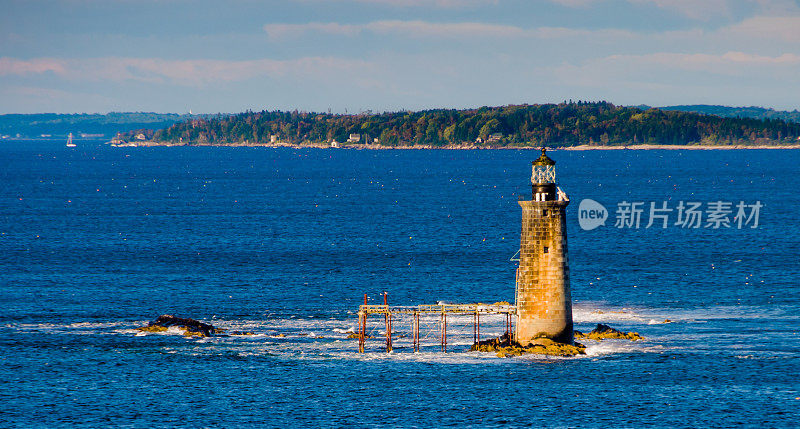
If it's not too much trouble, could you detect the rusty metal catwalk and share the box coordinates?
[356,293,516,353]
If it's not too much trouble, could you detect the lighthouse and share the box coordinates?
[514,148,574,345]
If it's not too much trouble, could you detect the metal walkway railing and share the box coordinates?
[356,294,516,353]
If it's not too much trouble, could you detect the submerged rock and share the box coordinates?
[471,333,586,357]
[574,323,642,341]
[137,314,220,338]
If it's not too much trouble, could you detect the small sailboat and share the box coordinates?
[66,133,77,148]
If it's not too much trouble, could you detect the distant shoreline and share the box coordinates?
[113,141,800,150]
[558,144,800,150]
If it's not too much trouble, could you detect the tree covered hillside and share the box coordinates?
[0,112,198,138]
[659,105,800,123]
[143,102,800,147]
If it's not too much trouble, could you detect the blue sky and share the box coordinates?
[1,0,799,113]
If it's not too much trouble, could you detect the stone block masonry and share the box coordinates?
[515,199,573,345]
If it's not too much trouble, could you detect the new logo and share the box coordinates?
[578,199,608,230]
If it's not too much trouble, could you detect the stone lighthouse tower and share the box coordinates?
[514,148,574,345]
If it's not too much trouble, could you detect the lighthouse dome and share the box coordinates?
[533,148,556,166]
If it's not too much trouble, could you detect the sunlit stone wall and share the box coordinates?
[514,199,573,345]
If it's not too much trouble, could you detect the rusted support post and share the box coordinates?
[442,313,447,353]
[476,312,480,345]
[358,312,365,353]
[413,311,420,352]
[414,311,420,352]
[412,312,416,352]
[358,293,367,353]
[439,312,444,352]
[386,313,392,353]
[384,292,392,352]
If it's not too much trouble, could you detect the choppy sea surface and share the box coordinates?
[1,141,798,427]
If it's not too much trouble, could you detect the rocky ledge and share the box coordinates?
[574,323,643,341]
[471,333,586,357]
[137,314,223,338]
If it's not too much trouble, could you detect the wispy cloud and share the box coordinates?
[550,0,799,20]
[628,0,733,20]
[0,57,66,75]
[264,19,643,42]
[607,51,800,71]
[720,16,800,42]
[293,0,498,8]
[263,23,362,39]
[264,20,528,39]
[263,15,800,52]
[546,0,598,7]
[0,56,372,86]
[557,51,800,88]
[366,20,526,37]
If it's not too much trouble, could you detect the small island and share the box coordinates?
[112,101,800,149]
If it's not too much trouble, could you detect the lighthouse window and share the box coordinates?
[543,209,549,216]
[543,246,549,254]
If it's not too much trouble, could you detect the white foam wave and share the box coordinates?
[584,340,663,357]
[573,304,653,324]
[11,320,146,335]
[4,309,681,363]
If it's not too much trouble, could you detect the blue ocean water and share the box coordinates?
[1,141,798,427]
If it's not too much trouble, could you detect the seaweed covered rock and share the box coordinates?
[471,333,586,357]
[574,323,642,341]
[137,314,221,338]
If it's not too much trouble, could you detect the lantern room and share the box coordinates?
[531,148,557,201]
